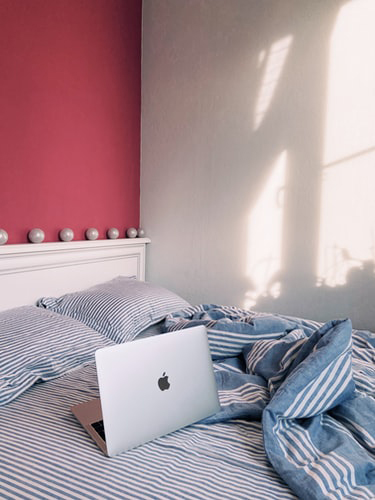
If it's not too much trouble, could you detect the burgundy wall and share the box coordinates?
[0,0,141,244]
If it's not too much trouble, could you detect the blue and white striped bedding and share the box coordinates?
[37,276,190,344]
[0,363,296,500]
[164,304,375,499]
[2,303,375,499]
[0,306,114,406]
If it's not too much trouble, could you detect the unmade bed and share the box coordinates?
[1,239,375,499]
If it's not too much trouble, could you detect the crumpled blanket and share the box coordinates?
[163,304,375,499]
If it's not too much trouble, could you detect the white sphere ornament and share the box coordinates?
[59,228,74,242]
[126,227,137,238]
[28,228,45,243]
[107,227,119,239]
[0,229,8,245]
[137,228,145,238]
[85,228,99,240]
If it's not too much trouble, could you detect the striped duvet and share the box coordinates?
[165,305,375,499]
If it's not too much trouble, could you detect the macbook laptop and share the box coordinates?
[71,325,220,456]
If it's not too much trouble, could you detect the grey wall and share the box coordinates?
[141,0,375,330]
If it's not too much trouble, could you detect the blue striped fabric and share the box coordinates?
[0,363,297,500]
[4,303,375,498]
[262,319,375,499]
[165,305,375,498]
[38,276,190,343]
[0,306,114,406]
[163,303,318,359]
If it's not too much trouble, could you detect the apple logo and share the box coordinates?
[158,372,170,391]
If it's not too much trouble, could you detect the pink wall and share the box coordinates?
[0,0,141,244]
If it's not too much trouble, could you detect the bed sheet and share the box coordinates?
[0,363,296,500]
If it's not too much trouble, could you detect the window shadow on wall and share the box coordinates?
[243,0,375,331]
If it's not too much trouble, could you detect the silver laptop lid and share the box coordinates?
[95,325,220,456]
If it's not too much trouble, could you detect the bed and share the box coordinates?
[1,239,375,499]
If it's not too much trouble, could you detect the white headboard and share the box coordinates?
[0,238,150,311]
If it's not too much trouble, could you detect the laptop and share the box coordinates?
[71,325,220,456]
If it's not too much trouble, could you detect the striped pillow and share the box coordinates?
[0,306,114,406]
[37,276,190,343]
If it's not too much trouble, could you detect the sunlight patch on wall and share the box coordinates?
[245,151,287,308]
[318,152,375,287]
[318,0,375,287]
[254,36,293,131]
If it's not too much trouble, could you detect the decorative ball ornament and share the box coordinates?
[126,227,138,238]
[137,228,145,238]
[28,228,45,243]
[0,229,8,245]
[59,228,74,242]
[85,228,99,240]
[107,227,119,239]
